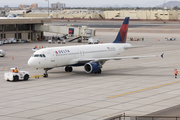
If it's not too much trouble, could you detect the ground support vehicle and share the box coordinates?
[4,68,30,82]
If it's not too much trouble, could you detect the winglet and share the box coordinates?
[161,53,164,58]
[113,17,129,43]
[32,48,37,52]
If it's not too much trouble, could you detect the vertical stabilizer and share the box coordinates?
[113,17,129,43]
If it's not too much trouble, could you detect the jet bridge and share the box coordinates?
[35,24,96,41]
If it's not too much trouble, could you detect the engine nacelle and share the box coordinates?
[84,62,101,73]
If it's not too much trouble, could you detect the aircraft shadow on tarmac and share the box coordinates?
[47,66,171,78]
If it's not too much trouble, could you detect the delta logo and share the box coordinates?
[55,50,70,54]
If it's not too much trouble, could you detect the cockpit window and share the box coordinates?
[32,54,46,57]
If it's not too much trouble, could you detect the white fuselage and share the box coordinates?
[28,43,132,69]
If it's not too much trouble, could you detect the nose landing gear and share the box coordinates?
[43,68,52,78]
[44,70,48,78]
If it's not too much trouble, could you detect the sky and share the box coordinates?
[0,0,177,7]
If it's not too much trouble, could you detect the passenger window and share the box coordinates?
[34,54,39,57]
[32,54,45,57]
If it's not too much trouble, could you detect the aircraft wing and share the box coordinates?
[124,45,150,49]
[78,53,164,63]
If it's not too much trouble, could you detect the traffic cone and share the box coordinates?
[12,56,14,60]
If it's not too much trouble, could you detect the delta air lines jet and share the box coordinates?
[28,17,163,77]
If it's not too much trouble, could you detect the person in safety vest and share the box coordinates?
[174,69,178,79]
[12,69,14,73]
[14,68,18,73]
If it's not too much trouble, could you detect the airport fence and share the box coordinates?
[104,115,180,120]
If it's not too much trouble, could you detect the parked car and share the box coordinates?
[2,39,9,44]
[21,39,30,43]
[48,40,55,43]
[0,40,3,45]
[62,40,66,44]
[0,49,6,57]
[7,38,17,43]
[88,37,100,44]
[165,37,176,41]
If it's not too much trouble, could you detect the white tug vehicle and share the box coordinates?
[4,68,30,82]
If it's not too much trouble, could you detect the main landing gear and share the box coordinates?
[95,69,101,74]
[65,66,73,72]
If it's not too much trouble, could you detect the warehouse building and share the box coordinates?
[104,10,180,20]
[20,10,180,20]
[0,17,52,40]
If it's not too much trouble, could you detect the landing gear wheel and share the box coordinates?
[94,69,101,74]
[65,66,73,72]
[68,67,73,72]
[65,66,68,72]
[44,69,48,78]
[97,69,101,74]
[44,73,48,78]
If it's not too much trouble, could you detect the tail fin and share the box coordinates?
[113,17,129,43]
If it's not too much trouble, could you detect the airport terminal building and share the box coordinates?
[0,17,52,40]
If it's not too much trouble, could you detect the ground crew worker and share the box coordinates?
[12,69,14,73]
[14,68,18,73]
[174,69,178,78]
[142,37,144,41]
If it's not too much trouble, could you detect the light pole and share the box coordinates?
[45,0,49,17]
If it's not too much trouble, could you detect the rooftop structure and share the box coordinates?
[51,2,65,10]
[19,3,38,9]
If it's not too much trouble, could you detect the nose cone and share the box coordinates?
[28,58,35,67]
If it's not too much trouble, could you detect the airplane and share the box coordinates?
[28,17,164,77]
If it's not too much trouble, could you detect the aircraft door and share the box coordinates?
[51,52,55,62]
[51,50,57,67]
[80,51,84,57]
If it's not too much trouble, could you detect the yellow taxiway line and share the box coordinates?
[108,80,180,98]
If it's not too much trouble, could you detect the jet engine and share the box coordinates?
[84,62,101,74]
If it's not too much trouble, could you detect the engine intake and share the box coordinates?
[84,62,101,73]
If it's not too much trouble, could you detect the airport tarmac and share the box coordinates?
[50,19,180,28]
[0,22,180,120]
